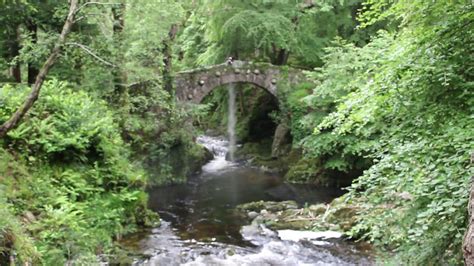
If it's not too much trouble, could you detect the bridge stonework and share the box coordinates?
[174,60,305,104]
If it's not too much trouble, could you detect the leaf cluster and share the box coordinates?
[299,0,473,263]
[0,80,153,264]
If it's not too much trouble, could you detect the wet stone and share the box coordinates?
[248,211,259,219]
[237,200,298,213]
[309,204,327,215]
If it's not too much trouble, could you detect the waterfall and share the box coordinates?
[196,135,233,172]
[227,84,237,161]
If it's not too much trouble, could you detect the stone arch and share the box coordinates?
[174,61,307,158]
[174,61,304,104]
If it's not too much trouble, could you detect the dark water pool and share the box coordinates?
[147,165,343,246]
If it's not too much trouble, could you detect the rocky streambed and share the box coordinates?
[120,136,372,265]
[235,199,360,232]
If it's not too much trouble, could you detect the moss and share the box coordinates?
[281,148,302,166]
[149,141,213,185]
[236,201,269,212]
[285,158,329,185]
[235,197,360,233]
[236,141,272,158]
[267,219,313,231]
[237,200,298,212]
[234,140,294,172]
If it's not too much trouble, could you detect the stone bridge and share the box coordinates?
[174,60,306,104]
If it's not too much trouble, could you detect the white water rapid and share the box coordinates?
[196,136,234,172]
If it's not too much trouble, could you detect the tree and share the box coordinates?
[0,2,30,82]
[0,0,79,138]
[178,0,366,68]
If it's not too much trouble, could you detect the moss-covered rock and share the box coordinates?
[235,197,360,233]
[271,124,292,158]
[237,200,298,213]
[148,142,213,185]
[284,158,328,185]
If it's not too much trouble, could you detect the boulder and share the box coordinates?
[271,124,291,158]
[237,200,298,213]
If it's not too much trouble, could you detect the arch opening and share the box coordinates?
[197,82,289,161]
[194,79,276,105]
[174,61,305,160]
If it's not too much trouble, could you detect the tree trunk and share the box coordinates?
[9,26,22,83]
[26,21,39,85]
[270,45,289,66]
[0,0,79,138]
[275,49,289,65]
[162,24,178,93]
[463,153,474,265]
[111,3,128,106]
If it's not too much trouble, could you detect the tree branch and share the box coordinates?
[77,1,122,13]
[74,13,106,23]
[66,42,116,67]
[0,0,80,138]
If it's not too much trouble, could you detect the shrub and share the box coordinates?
[0,79,152,264]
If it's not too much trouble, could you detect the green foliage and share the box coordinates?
[280,82,314,143]
[179,0,366,67]
[0,153,39,264]
[293,36,392,181]
[0,80,153,264]
[347,118,472,264]
[2,80,123,161]
[122,0,184,82]
[123,80,211,185]
[199,9,295,64]
[0,0,471,264]
[300,0,473,263]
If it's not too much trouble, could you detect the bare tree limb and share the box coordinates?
[66,42,116,67]
[74,13,106,23]
[0,0,80,138]
[77,1,121,13]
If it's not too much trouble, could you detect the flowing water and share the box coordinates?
[226,84,237,161]
[121,136,372,265]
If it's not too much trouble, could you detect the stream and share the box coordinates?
[121,136,372,265]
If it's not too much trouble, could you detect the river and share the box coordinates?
[121,136,372,265]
